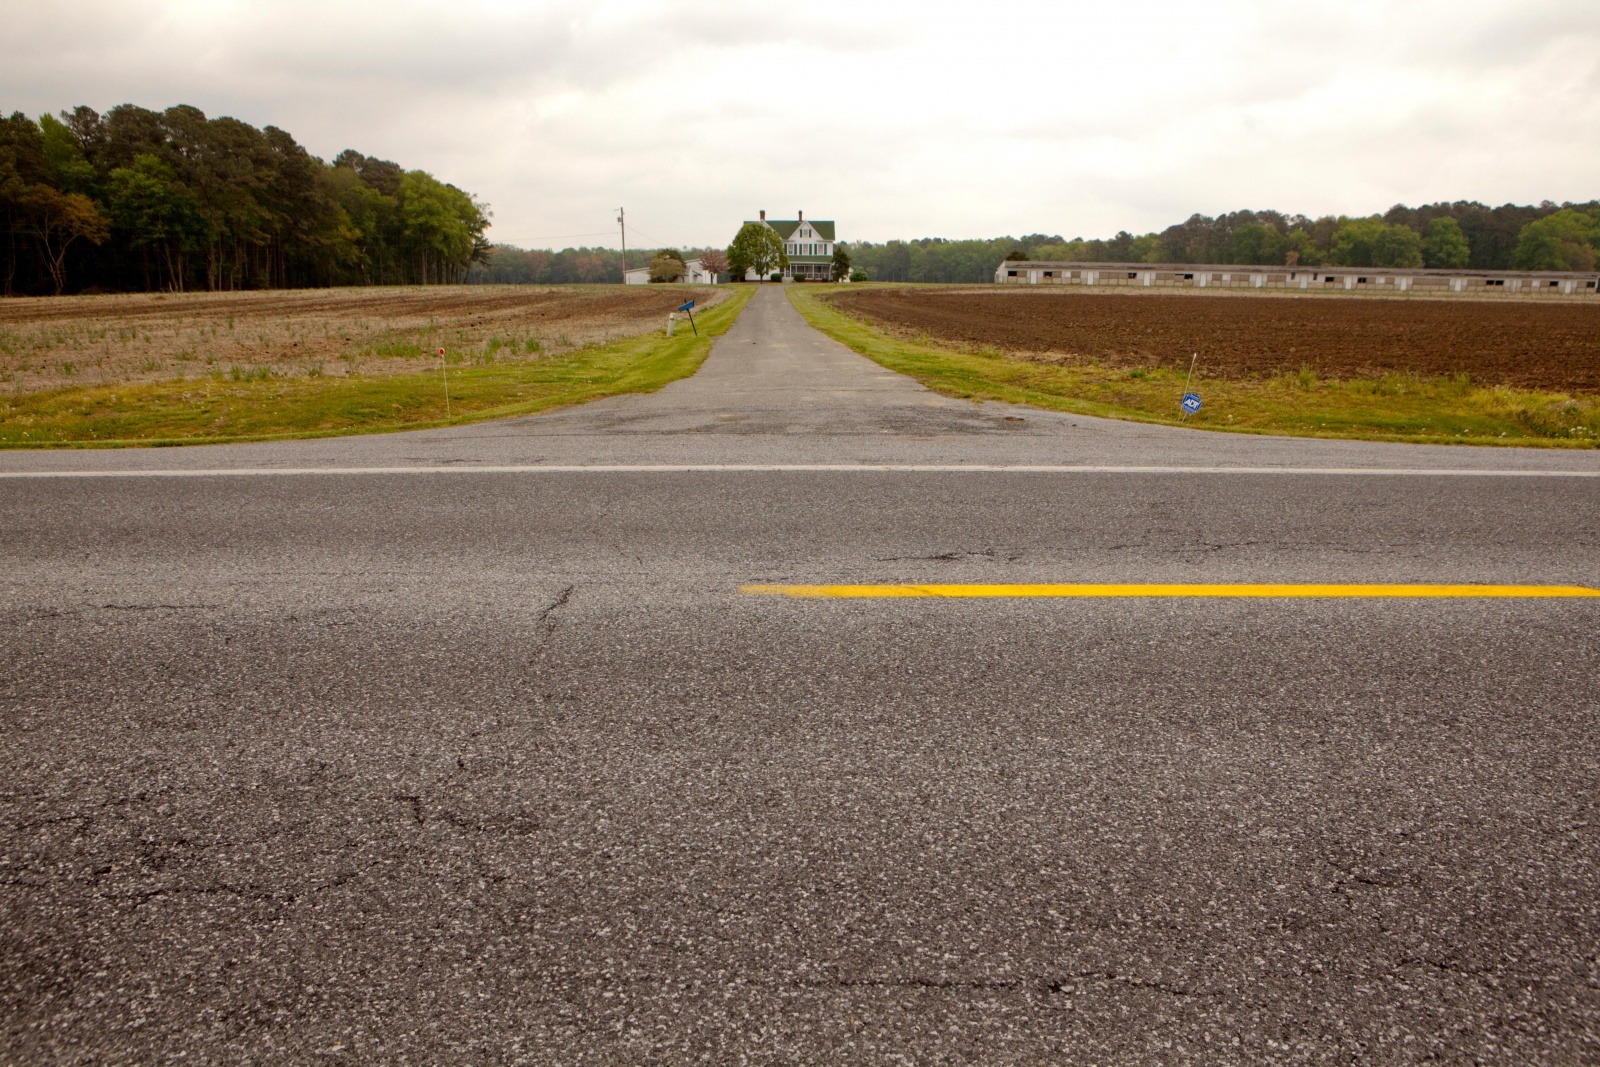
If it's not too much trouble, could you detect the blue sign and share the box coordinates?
[677,300,695,312]
[1181,392,1202,414]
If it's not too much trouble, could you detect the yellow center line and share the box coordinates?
[740,583,1600,599]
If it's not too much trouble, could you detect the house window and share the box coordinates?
[1007,270,1018,277]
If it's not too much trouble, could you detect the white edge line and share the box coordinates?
[1,464,1599,479]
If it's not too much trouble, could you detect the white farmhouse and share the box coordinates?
[742,210,840,281]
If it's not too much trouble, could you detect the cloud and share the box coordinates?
[2,0,1596,247]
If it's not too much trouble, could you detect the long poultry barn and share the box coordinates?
[995,261,1600,295]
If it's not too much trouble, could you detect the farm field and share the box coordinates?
[798,286,1600,446]
[0,285,724,396]
[0,285,745,447]
[828,287,1600,392]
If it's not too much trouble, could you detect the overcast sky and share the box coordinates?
[4,0,1598,248]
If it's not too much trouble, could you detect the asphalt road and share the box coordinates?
[4,286,1600,1064]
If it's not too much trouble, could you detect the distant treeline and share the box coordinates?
[1,104,490,295]
[847,201,1600,284]
[468,244,721,285]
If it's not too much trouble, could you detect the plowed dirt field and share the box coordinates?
[827,289,1600,392]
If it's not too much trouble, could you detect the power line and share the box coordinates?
[496,222,697,251]
[496,230,618,244]
[624,225,702,251]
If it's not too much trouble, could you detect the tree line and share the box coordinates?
[468,244,742,284]
[1,103,491,296]
[471,244,682,285]
[845,200,1600,284]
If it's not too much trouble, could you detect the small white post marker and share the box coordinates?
[439,347,451,418]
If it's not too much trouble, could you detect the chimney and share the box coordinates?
[759,209,765,221]
[798,210,803,221]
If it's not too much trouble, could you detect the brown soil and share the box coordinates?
[0,285,722,395]
[828,288,1600,392]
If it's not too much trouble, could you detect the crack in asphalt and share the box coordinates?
[1324,856,1403,890]
[874,549,1024,563]
[538,585,575,631]
[1045,973,1215,998]
[95,603,221,612]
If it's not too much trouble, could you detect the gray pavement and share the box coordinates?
[4,285,1600,1063]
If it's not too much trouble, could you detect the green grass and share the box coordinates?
[789,285,1600,448]
[1,287,754,448]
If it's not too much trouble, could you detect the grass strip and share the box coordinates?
[1,287,753,448]
[787,285,1600,448]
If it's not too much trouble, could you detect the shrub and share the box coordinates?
[771,272,783,283]
[850,269,868,282]
[648,251,685,283]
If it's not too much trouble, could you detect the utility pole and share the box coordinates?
[617,207,627,280]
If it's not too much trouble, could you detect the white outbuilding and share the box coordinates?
[624,258,719,285]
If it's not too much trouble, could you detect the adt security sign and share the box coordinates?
[1181,392,1202,414]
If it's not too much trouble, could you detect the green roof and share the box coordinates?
[759,219,836,241]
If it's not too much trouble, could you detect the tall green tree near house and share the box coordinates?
[727,221,786,281]
[830,245,852,281]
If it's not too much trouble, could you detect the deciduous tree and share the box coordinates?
[830,245,852,281]
[1512,209,1600,272]
[648,250,684,282]
[17,184,109,293]
[698,247,728,277]
[728,222,785,281]
[1330,217,1422,268]
[1422,217,1471,269]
